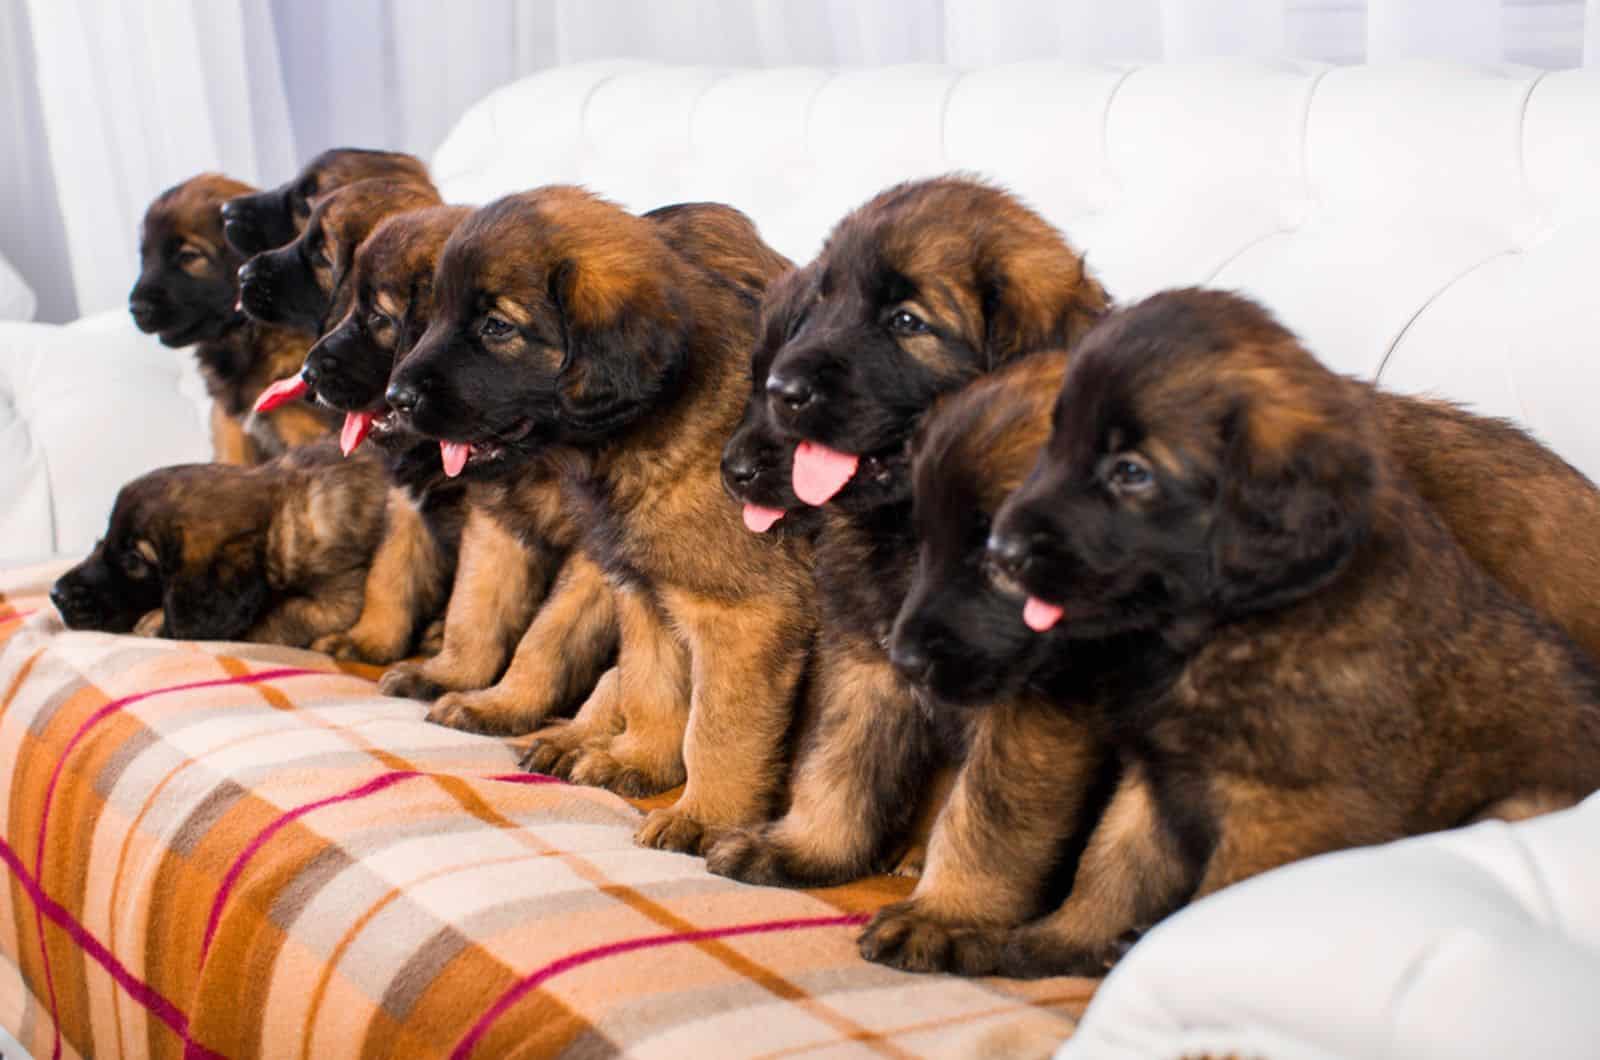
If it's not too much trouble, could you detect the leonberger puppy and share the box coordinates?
[875,289,1600,978]
[238,178,443,336]
[388,188,804,853]
[129,174,335,463]
[51,442,390,647]
[246,206,473,666]
[705,176,1109,886]
[221,147,434,256]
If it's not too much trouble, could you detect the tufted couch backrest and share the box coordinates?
[4,59,1598,561]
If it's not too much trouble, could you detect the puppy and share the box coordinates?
[221,147,435,256]
[891,289,1600,979]
[719,262,826,541]
[52,442,391,646]
[705,176,1109,886]
[390,188,805,853]
[129,174,334,463]
[239,178,443,336]
[246,205,473,666]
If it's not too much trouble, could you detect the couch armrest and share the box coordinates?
[0,310,210,563]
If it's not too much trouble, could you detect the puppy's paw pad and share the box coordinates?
[636,808,715,855]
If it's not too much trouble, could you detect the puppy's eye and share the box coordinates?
[174,248,205,267]
[889,309,928,335]
[367,310,391,332]
[1108,457,1154,493]
[479,315,514,340]
[121,553,149,578]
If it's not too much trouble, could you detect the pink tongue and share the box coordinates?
[440,441,470,478]
[742,504,786,533]
[792,441,860,506]
[340,411,374,456]
[253,374,309,414]
[1023,597,1064,633]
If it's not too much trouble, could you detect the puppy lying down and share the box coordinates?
[52,442,390,648]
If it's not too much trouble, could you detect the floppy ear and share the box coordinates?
[549,257,690,438]
[978,244,1111,366]
[162,536,269,640]
[1209,398,1377,618]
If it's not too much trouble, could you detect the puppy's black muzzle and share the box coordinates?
[222,192,296,256]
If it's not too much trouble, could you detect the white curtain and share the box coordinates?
[2,0,1595,324]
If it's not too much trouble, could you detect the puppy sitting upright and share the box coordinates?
[221,147,434,256]
[389,188,806,853]
[972,289,1600,977]
[52,443,390,646]
[707,176,1110,887]
[129,174,334,463]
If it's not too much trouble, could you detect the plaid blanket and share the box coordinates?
[0,561,1092,1059]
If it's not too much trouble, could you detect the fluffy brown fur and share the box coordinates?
[129,173,335,463]
[388,189,804,854]
[52,442,391,646]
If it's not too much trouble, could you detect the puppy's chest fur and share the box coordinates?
[814,502,915,646]
[471,461,582,555]
[198,321,314,416]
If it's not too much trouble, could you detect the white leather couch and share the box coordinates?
[2,60,1598,1056]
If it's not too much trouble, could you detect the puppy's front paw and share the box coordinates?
[520,721,601,780]
[377,661,445,701]
[312,628,407,665]
[858,901,1004,976]
[133,610,166,638]
[426,690,527,736]
[636,806,719,855]
[704,829,850,888]
[890,840,927,879]
[417,618,446,656]
[995,923,1121,979]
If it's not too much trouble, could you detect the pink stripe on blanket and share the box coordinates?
[450,913,873,1060]
[199,769,564,963]
[30,666,321,1060]
[0,832,225,1060]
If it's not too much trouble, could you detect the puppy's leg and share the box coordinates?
[379,507,533,700]
[890,764,959,878]
[858,697,1103,976]
[313,489,446,664]
[429,552,618,735]
[989,762,1189,979]
[524,586,689,797]
[244,570,369,647]
[706,636,932,884]
[210,403,258,466]
[635,590,812,855]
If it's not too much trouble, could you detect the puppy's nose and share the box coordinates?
[986,531,1034,578]
[888,636,934,686]
[722,453,760,486]
[386,381,422,416]
[766,373,815,411]
[128,296,160,323]
[238,258,261,286]
[300,361,321,390]
[220,199,243,223]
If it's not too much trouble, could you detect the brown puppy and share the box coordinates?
[388,189,805,853]
[239,178,443,336]
[870,341,1600,975]
[706,177,1109,888]
[129,174,334,463]
[279,206,477,667]
[221,147,434,256]
[926,289,1600,979]
[52,442,391,647]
